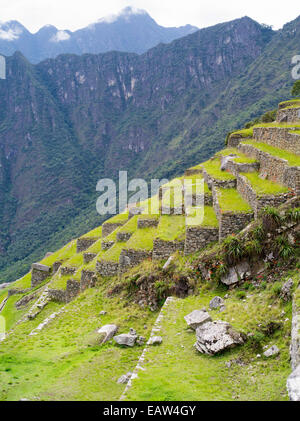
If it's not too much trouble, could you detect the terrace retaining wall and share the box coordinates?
[238,143,300,195]
[76,238,97,253]
[203,168,236,190]
[102,222,123,238]
[119,249,152,273]
[184,226,219,254]
[152,239,184,260]
[253,127,300,155]
[96,260,119,277]
[236,174,290,218]
[277,107,300,123]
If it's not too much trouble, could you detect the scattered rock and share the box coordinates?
[117,372,132,384]
[0,282,10,290]
[184,310,212,330]
[99,311,107,316]
[44,252,53,258]
[31,263,51,273]
[114,333,137,347]
[137,336,146,346]
[209,296,225,310]
[280,279,293,302]
[195,321,244,355]
[221,267,239,286]
[263,345,280,358]
[287,365,300,401]
[149,336,163,345]
[129,328,137,336]
[219,305,226,313]
[163,256,175,271]
[97,324,118,344]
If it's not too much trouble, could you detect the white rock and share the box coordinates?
[287,365,300,401]
[184,310,212,330]
[97,324,118,344]
[149,336,162,345]
[263,345,280,357]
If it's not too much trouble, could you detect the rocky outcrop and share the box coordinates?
[97,324,118,344]
[195,321,244,355]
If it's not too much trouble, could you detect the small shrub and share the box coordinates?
[276,235,294,260]
[260,281,267,290]
[223,236,245,264]
[236,290,246,300]
[271,282,282,297]
[291,80,300,97]
[261,207,282,232]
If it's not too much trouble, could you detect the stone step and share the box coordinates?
[236,172,290,219]
[238,141,300,195]
[253,126,300,155]
[212,187,253,241]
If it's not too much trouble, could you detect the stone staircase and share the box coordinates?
[26,100,300,303]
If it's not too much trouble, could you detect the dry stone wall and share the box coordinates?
[212,186,253,240]
[203,169,236,190]
[236,174,290,218]
[83,253,97,264]
[152,239,184,260]
[96,259,119,277]
[253,127,300,155]
[239,143,300,194]
[184,226,218,254]
[76,238,97,253]
[137,218,159,228]
[102,222,123,238]
[119,249,152,273]
[31,263,51,288]
[277,107,300,123]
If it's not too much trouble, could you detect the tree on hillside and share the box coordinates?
[291,80,300,97]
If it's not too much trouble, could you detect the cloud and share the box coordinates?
[97,6,147,24]
[0,27,22,41]
[50,30,71,42]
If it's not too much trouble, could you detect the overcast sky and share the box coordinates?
[1,0,299,32]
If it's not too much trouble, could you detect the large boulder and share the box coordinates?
[97,324,118,344]
[149,336,163,345]
[184,310,212,330]
[195,321,244,355]
[287,365,300,401]
[114,333,137,347]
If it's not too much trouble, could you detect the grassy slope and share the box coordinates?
[0,287,157,401]
[126,283,293,401]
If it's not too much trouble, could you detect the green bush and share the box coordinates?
[236,290,246,300]
[291,80,300,97]
[271,282,282,297]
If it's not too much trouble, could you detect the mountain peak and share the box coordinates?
[97,6,148,24]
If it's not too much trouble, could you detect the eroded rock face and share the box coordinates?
[195,321,244,355]
[97,324,118,344]
[184,310,212,330]
[287,365,300,401]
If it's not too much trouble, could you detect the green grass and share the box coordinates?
[183,174,211,195]
[61,253,84,269]
[12,272,32,289]
[253,122,300,129]
[243,173,289,196]
[84,239,102,254]
[101,242,126,263]
[203,158,236,181]
[40,241,77,267]
[241,140,300,167]
[216,148,257,164]
[279,99,300,109]
[49,274,71,290]
[156,215,186,242]
[186,206,218,228]
[118,216,138,233]
[0,287,157,401]
[230,128,253,138]
[105,212,129,225]
[125,228,157,251]
[162,187,184,208]
[80,226,102,239]
[125,289,291,401]
[217,188,252,213]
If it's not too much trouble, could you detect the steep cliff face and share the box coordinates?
[1,14,298,282]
